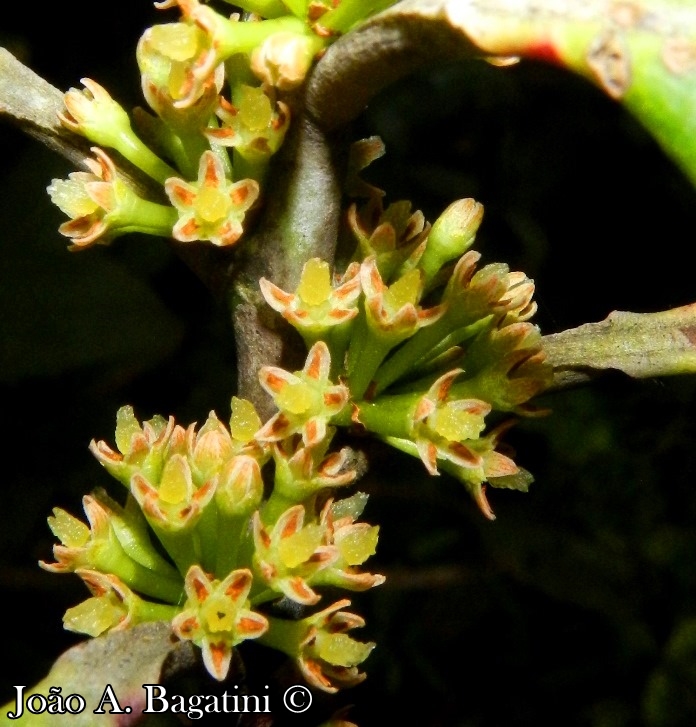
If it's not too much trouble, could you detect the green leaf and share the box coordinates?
[0,623,188,726]
[542,304,696,386]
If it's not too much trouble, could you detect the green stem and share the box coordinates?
[214,512,249,578]
[333,393,417,439]
[233,148,269,185]
[319,0,394,33]
[94,541,183,604]
[257,615,303,655]
[172,129,213,181]
[217,16,312,57]
[373,312,489,394]
[113,129,178,184]
[115,196,177,237]
[195,501,219,575]
[136,600,182,623]
[150,526,202,580]
[346,330,395,400]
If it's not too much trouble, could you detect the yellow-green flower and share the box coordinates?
[64,569,177,637]
[47,148,176,250]
[349,198,429,282]
[172,566,268,681]
[205,87,291,162]
[411,369,491,476]
[39,495,183,602]
[165,150,259,246]
[59,78,176,183]
[256,341,349,447]
[261,599,375,693]
[252,499,384,605]
[250,30,324,89]
[260,258,362,343]
[251,505,335,605]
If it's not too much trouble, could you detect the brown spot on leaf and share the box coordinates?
[587,29,631,99]
[611,2,642,27]
[663,37,696,75]
[680,325,696,346]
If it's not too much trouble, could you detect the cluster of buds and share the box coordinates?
[43,169,551,702]
[260,193,553,520]
[47,0,395,250]
[43,387,383,689]
[39,1,555,709]
[42,195,551,700]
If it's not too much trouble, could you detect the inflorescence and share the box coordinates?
[43,0,553,695]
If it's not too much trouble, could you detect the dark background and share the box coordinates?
[3,4,696,726]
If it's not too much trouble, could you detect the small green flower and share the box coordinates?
[371,250,539,394]
[252,499,384,605]
[260,258,362,346]
[40,495,183,602]
[271,438,357,504]
[417,198,483,285]
[449,322,553,415]
[130,452,216,542]
[59,78,177,183]
[89,405,184,487]
[64,569,178,637]
[251,505,335,605]
[205,86,291,165]
[410,369,491,476]
[172,566,268,681]
[215,454,264,518]
[311,499,384,593]
[137,18,224,113]
[47,148,177,250]
[250,29,325,89]
[165,150,259,246]
[346,257,445,398]
[256,341,349,447]
[141,0,314,107]
[349,199,428,282]
[387,418,525,521]
[261,599,375,693]
[361,257,444,342]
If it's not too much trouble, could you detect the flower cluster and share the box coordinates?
[260,192,553,520]
[40,0,554,709]
[47,0,394,249]
[44,385,382,689]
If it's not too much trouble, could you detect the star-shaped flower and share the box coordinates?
[59,79,176,183]
[205,88,290,163]
[131,454,216,532]
[349,198,429,281]
[312,499,385,593]
[262,599,375,693]
[271,438,357,504]
[165,150,259,247]
[411,369,491,476]
[260,258,361,344]
[39,494,183,603]
[63,570,177,638]
[89,405,184,488]
[361,256,444,342]
[47,148,176,250]
[172,566,268,681]
[256,341,349,447]
[252,499,384,605]
[251,505,336,605]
